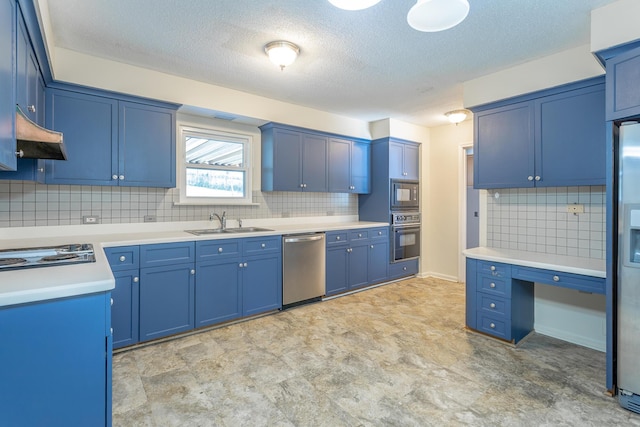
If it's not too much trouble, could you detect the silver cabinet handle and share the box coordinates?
[119,175,125,180]
[261,243,266,248]
[336,236,341,240]
[378,231,382,235]
[370,245,374,249]
[112,175,118,180]
[27,105,36,113]
[218,247,223,253]
[119,256,126,262]
[300,183,304,188]
[403,267,407,271]
[110,298,114,306]
[190,269,195,275]
[490,283,496,288]
[490,323,496,329]
[535,176,541,181]
[347,248,352,253]
[490,265,496,271]
[553,275,560,282]
[285,235,324,243]
[239,263,243,268]
[110,327,113,335]
[244,262,248,267]
[527,176,534,181]
[133,277,139,283]
[16,149,24,158]
[358,233,362,237]
[490,303,496,309]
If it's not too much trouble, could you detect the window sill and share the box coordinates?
[173,201,260,206]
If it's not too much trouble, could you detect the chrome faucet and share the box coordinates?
[209,211,227,229]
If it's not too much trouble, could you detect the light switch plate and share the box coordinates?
[567,204,584,214]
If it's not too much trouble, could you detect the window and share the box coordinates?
[178,125,252,205]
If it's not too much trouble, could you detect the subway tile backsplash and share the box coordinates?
[0,181,358,228]
[486,186,605,260]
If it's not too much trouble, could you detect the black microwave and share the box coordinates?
[390,179,419,210]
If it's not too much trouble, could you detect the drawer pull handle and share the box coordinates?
[490,323,496,329]
[261,243,266,248]
[403,267,407,271]
[336,236,341,240]
[190,269,195,275]
[490,265,496,271]
[378,231,382,235]
[119,256,126,262]
[370,245,374,249]
[490,302,496,309]
[490,282,496,288]
[133,277,139,283]
[553,275,560,282]
[218,247,223,253]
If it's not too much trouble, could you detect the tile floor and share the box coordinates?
[112,277,639,426]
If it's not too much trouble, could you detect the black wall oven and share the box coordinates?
[390,179,419,211]
[392,212,421,262]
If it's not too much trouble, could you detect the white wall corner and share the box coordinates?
[463,45,605,109]
[591,0,640,53]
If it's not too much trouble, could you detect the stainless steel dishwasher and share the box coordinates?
[282,233,326,308]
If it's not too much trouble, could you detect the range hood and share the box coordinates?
[15,105,66,160]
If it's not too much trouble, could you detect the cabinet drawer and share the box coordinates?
[369,227,389,240]
[350,230,369,241]
[140,242,195,268]
[476,313,509,341]
[326,231,348,245]
[477,275,510,297]
[104,246,139,271]
[511,266,605,295]
[389,258,418,279]
[243,236,281,256]
[477,293,509,318]
[196,239,241,261]
[477,260,511,278]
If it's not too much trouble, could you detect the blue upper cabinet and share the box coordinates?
[0,0,16,171]
[605,44,640,121]
[261,122,369,194]
[389,140,419,180]
[474,101,535,189]
[472,77,606,189]
[328,137,371,194]
[44,84,178,187]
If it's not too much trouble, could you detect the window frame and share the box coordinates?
[176,123,253,205]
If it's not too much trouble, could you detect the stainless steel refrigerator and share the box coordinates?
[617,121,640,413]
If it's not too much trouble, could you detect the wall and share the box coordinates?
[424,120,473,281]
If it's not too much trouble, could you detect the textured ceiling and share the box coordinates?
[43,0,616,127]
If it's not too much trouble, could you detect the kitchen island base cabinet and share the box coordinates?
[0,293,112,427]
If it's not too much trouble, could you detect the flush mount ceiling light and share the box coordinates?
[407,0,470,32]
[264,41,300,70]
[445,109,470,124]
[328,0,382,10]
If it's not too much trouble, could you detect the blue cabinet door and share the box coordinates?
[326,244,349,295]
[328,137,351,192]
[474,101,535,189]
[301,133,328,192]
[0,0,16,171]
[351,140,370,193]
[403,142,420,180]
[45,89,119,185]
[139,263,195,341]
[389,140,419,180]
[0,293,110,426]
[535,84,606,187]
[389,141,404,179]
[112,269,140,349]
[606,44,640,121]
[368,240,389,284]
[242,253,282,316]
[195,259,242,327]
[271,128,302,191]
[349,242,369,289]
[119,101,176,188]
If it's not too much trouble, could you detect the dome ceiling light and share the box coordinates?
[328,0,382,11]
[328,0,469,32]
[264,41,300,71]
[445,109,471,125]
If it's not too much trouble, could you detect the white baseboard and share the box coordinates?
[419,271,460,282]
[534,324,605,352]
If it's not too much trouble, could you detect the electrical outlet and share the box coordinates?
[83,215,100,224]
[567,204,584,214]
[144,215,157,223]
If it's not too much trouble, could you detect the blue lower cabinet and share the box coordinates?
[326,244,349,295]
[368,240,389,283]
[349,242,369,289]
[0,293,112,427]
[139,263,195,341]
[195,259,242,327]
[389,258,419,279]
[242,253,282,316]
[111,269,140,349]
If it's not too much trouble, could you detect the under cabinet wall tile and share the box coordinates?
[487,186,605,260]
[0,182,358,227]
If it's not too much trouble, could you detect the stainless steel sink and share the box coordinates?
[185,227,273,235]
[223,227,274,233]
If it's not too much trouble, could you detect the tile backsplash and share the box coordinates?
[0,181,357,227]
[486,186,605,259]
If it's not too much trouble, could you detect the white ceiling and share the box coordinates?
[43,0,616,127]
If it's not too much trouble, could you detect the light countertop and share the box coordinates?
[463,247,605,278]
[0,216,388,307]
